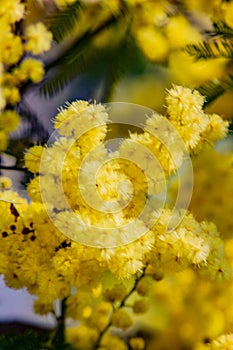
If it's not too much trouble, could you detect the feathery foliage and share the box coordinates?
[0,332,41,350]
[206,22,233,39]
[41,34,138,99]
[186,40,233,60]
[48,1,85,42]
[197,76,233,107]
[186,21,233,106]
[41,6,134,99]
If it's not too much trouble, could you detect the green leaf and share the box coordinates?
[40,11,133,99]
[197,76,233,107]
[206,22,233,39]
[186,40,233,59]
[0,332,41,350]
[48,1,85,42]
[41,35,136,99]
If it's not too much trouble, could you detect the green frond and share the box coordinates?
[0,332,41,350]
[206,22,233,39]
[186,40,233,59]
[40,34,137,99]
[48,1,85,42]
[41,10,133,99]
[197,76,233,107]
[47,8,126,70]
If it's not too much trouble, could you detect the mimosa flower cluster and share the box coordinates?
[0,0,52,151]
[187,148,233,239]
[0,85,231,348]
[145,258,233,349]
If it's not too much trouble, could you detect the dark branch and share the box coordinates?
[0,165,27,172]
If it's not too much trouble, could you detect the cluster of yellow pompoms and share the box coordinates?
[0,0,52,152]
[0,85,231,348]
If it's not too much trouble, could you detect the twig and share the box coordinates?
[94,266,147,349]
[0,165,27,172]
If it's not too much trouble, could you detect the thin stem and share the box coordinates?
[94,267,146,349]
[46,297,68,350]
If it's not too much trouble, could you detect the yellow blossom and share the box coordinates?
[24,22,53,55]
[101,334,129,350]
[189,148,233,238]
[166,85,205,120]
[27,177,42,202]
[166,15,201,49]
[24,145,44,173]
[169,51,227,86]
[4,87,21,105]
[211,333,233,349]
[0,110,20,133]
[16,58,45,83]
[112,308,133,330]
[132,299,149,314]
[66,325,99,350]
[129,337,146,350]
[136,275,153,296]
[0,177,12,190]
[103,283,127,302]
[0,0,25,23]
[0,34,23,66]
[135,26,169,62]
[33,298,54,315]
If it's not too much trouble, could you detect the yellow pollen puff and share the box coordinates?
[24,145,44,174]
[0,110,20,133]
[135,26,169,62]
[24,22,53,55]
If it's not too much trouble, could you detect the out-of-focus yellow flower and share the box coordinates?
[66,325,99,349]
[15,58,45,83]
[222,2,233,29]
[183,0,224,21]
[4,87,21,106]
[206,91,233,121]
[24,22,53,55]
[111,72,168,112]
[0,0,25,23]
[24,145,44,174]
[103,283,127,302]
[112,308,133,329]
[132,299,149,314]
[190,148,233,238]
[135,26,169,62]
[211,333,233,349]
[0,110,20,133]
[129,337,146,350]
[0,34,23,66]
[33,298,54,315]
[0,177,12,190]
[169,51,227,86]
[166,15,201,49]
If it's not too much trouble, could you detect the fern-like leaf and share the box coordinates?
[48,1,85,42]
[197,76,233,107]
[186,40,233,60]
[206,22,233,39]
[41,34,137,99]
[41,10,132,98]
